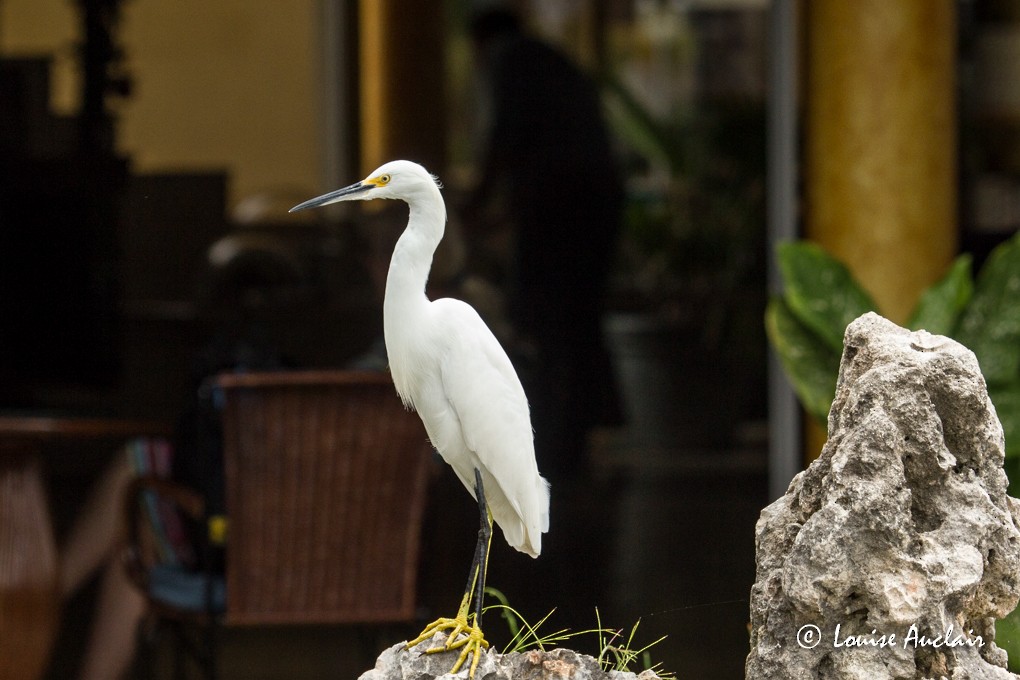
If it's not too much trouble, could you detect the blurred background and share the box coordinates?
[0,0,1017,678]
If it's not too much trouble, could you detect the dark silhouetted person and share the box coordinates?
[462,7,623,483]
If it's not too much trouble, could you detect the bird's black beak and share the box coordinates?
[289,181,374,212]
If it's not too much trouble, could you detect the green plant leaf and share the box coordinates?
[907,255,973,335]
[997,604,1020,672]
[990,382,1020,460]
[601,76,681,173]
[777,241,879,353]
[954,231,1020,385]
[1006,455,1020,499]
[766,296,841,423]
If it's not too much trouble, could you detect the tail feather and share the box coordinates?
[487,473,549,558]
[448,454,550,558]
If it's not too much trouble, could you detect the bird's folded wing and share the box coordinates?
[435,299,546,552]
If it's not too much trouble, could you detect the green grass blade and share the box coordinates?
[480,600,675,677]
[484,587,520,642]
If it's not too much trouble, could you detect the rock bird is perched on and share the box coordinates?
[290,160,550,677]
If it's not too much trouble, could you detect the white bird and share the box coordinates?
[290,160,550,676]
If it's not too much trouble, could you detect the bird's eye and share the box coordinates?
[379,174,391,185]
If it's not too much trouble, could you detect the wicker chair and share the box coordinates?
[216,369,432,626]
[125,370,432,677]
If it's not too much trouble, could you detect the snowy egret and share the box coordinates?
[290,160,550,677]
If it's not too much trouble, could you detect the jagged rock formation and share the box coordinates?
[359,634,660,680]
[747,313,1020,679]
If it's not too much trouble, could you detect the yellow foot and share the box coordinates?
[406,615,490,678]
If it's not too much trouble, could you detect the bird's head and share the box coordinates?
[289,160,442,213]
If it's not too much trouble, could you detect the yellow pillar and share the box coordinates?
[803,1,957,460]
[804,0,958,324]
[358,0,446,175]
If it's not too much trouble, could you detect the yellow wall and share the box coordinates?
[0,0,323,210]
[0,1,79,113]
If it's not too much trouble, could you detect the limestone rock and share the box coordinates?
[747,312,1020,679]
[359,634,660,680]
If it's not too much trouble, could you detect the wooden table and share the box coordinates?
[0,416,169,680]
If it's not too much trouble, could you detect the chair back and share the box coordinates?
[217,370,430,625]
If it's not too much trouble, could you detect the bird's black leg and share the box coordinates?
[405,469,493,678]
[455,469,492,624]
[471,468,493,626]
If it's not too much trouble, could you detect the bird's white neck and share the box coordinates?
[385,189,445,305]
[383,186,446,403]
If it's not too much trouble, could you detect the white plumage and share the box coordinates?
[291,159,550,557]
